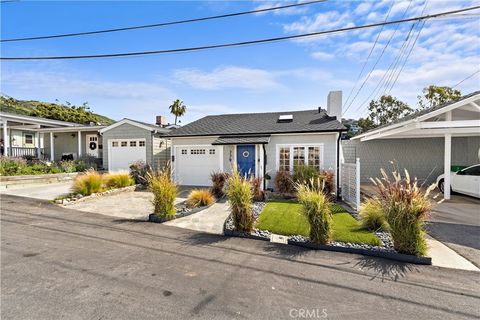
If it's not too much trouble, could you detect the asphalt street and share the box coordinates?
[1,194,479,320]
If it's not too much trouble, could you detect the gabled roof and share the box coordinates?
[352,91,480,141]
[99,118,170,134]
[165,109,346,137]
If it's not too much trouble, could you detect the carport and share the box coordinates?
[353,91,480,200]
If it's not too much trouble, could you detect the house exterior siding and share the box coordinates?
[43,131,102,161]
[171,132,339,189]
[152,134,171,170]
[342,136,480,184]
[102,123,153,170]
[265,133,338,189]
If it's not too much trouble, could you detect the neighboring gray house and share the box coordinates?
[345,91,480,200]
[0,112,172,172]
[99,118,171,171]
[165,91,347,191]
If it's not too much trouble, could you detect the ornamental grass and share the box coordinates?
[225,168,253,233]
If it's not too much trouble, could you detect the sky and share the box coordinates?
[1,0,479,124]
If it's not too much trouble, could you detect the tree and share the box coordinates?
[169,99,187,125]
[355,95,412,133]
[418,85,461,109]
[366,95,412,127]
[357,117,376,133]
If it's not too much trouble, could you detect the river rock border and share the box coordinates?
[223,201,432,265]
[56,184,140,205]
[148,201,217,223]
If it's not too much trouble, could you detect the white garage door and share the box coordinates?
[109,139,147,172]
[175,146,221,186]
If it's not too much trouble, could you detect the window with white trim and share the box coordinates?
[209,149,215,155]
[190,149,206,155]
[279,147,290,171]
[181,149,187,155]
[308,147,320,170]
[130,141,137,147]
[277,145,323,172]
[121,141,128,147]
[293,147,305,168]
[112,141,119,147]
[139,141,145,147]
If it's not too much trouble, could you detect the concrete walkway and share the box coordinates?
[164,201,230,234]
[426,235,479,271]
[1,181,73,200]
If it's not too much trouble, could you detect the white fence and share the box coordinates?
[341,158,360,211]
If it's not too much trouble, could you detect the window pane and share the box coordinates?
[112,141,118,147]
[121,141,127,147]
[139,141,145,147]
[293,147,305,168]
[279,147,290,171]
[130,141,136,147]
[308,147,320,170]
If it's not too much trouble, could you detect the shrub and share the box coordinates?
[274,170,294,194]
[103,172,134,189]
[250,176,265,202]
[293,165,320,186]
[0,157,27,175]
[320,170,335,195]
[129,160,153,186]
[211,171,228,198]
[186,189,215,208]
[372,169,435,256]
[148,168,177,218]
[360,198,388,231]
[296,182,333,244]
[225,169,253,233]
[60,160,77,173]
[72,169,103,196]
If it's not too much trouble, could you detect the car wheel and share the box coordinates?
[438,179,445,193]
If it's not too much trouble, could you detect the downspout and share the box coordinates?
[336,131,341,200]
[263,143,267,190]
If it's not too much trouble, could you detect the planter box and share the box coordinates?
[147,202,216,223]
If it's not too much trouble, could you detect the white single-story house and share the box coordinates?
[166,91,347,191]
[346,90,480,200]
[0,112,172,171]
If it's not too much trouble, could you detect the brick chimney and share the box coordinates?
[156,115,167,126]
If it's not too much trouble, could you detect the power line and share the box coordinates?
[2,6,478,61]
[341,0,395,113]
[1,0,327,43]
[341,0,414,116]
[452,70,480,88]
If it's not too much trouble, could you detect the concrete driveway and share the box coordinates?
[426,194,480,267]
[1,181,73,200]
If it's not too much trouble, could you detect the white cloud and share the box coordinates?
[1,70,176,122]
[283,10,349,33]
[173,66,282,90]
[310,51,334,60]
[354,2,373,15]
[253,0,310,16]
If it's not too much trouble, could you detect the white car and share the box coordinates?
[436,164,480,198]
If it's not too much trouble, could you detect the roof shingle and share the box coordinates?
[166,109,346,137]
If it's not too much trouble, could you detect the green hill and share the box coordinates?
[0,95,115,125]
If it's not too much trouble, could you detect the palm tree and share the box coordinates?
[169,99,187,125]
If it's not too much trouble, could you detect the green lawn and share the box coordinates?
[255,200,381,246]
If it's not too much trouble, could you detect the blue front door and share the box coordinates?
[237,145,255,178]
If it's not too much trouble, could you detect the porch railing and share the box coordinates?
[7,147,42,158]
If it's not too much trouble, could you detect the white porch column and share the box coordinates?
[2,120,9,156]
[444,133,452,200]
[77,131,82,159]
[35,131,40,158]
[50,132,55,161]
